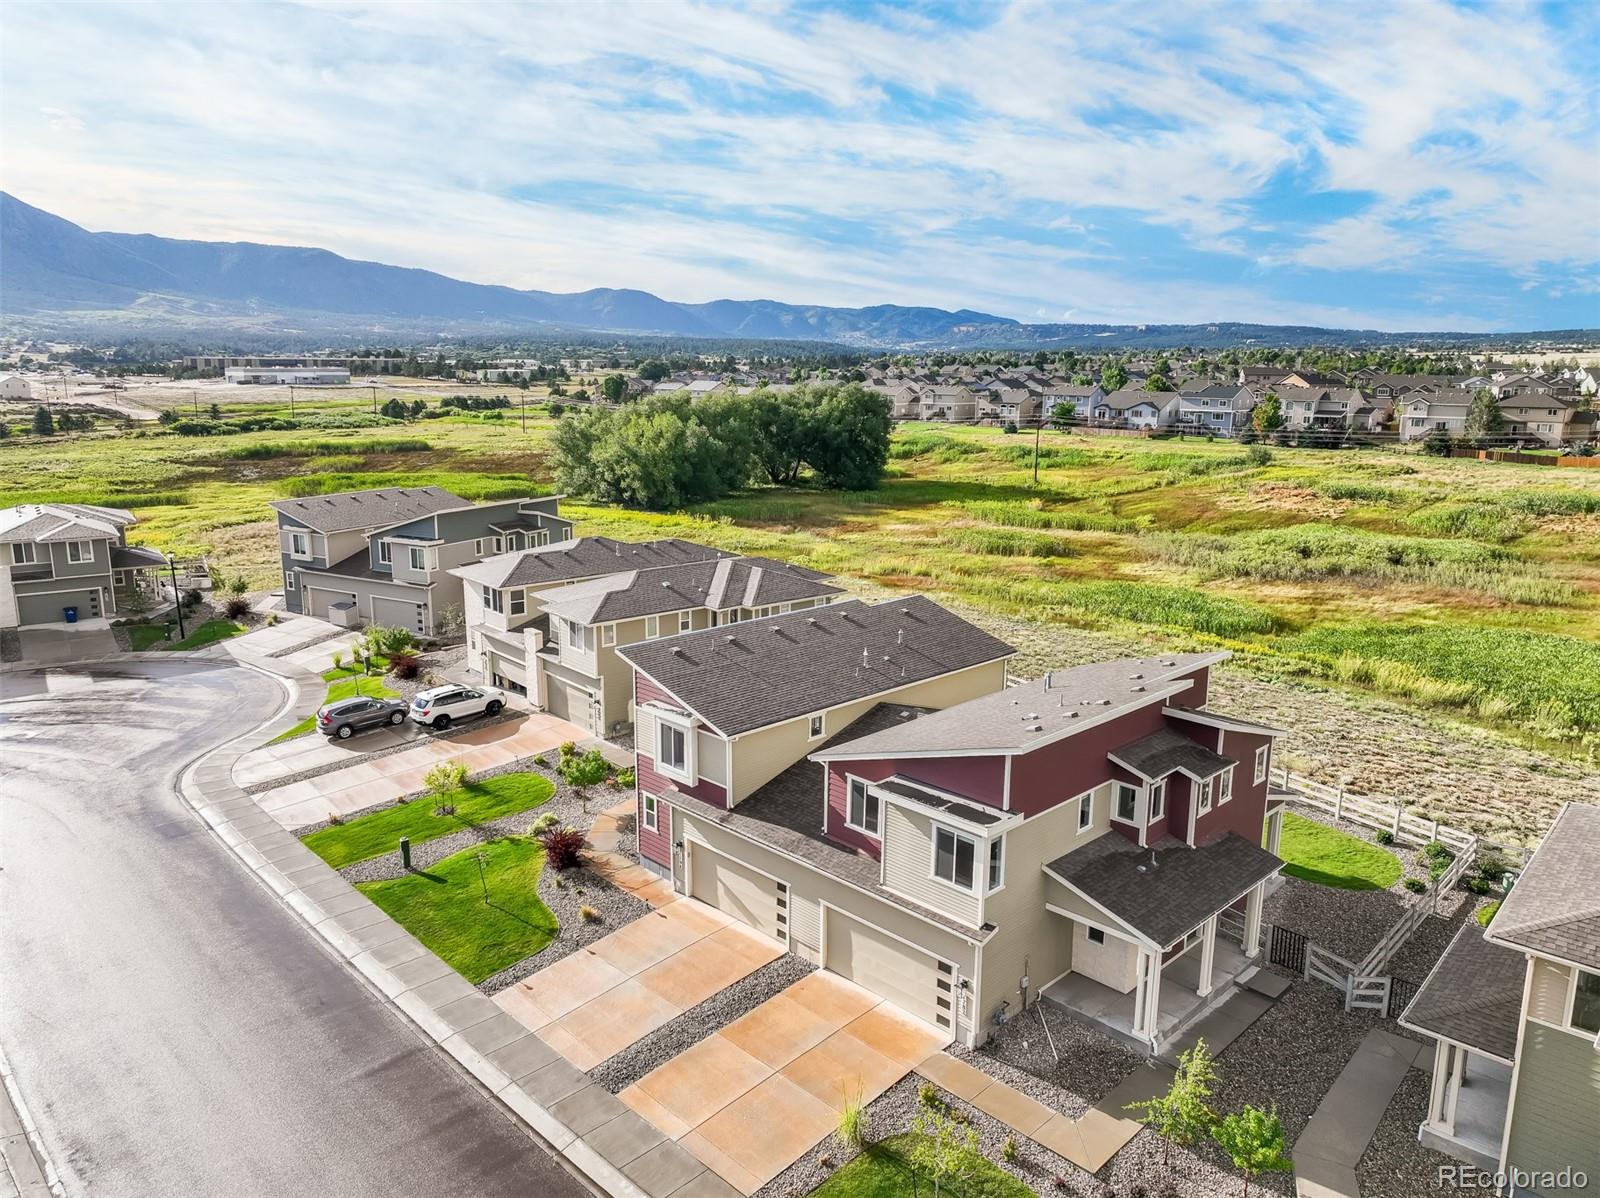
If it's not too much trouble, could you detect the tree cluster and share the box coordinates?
[551,384,892,509]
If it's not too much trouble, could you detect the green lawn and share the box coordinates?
[126,623,170,650]
[810,1135,1034,1198]
[356,836,558,983]
[163,618,245,651]
[1278,811,1403,891]
[1476,899,1501,927]
[271,662,400,742]
[303,772,555,868]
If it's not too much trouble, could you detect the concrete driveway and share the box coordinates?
[620,972,950,1194]
[14,627,118,665]
[496,900,784,1069]
[251,711,590,829]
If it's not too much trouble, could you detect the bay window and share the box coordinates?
[1148,779,1166,821]
[933,826,976,891]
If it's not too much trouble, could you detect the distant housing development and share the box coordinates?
[225,366,351,385]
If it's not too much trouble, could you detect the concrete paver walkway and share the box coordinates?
[1293,1028,1431,1198]
[251,712,589,829]
[496,901,783,1069]
[619,973,949,1195]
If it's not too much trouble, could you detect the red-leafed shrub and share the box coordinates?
[224,597,252,619]
[539,825,586,871]
[387,650,421,680]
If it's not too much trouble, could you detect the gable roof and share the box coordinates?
[814,653,1226,759]
[0,503,135,544]
[270,486,465,533]
[535,556,841,624]
[1098,387,1176,411]
[1109,727,1235,782]
[1399,923,1525,1063]
[619,595,1015,737]
[451,537,732,589]
[1488,802,1600,969]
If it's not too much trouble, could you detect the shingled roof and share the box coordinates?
[452,537,732,589]
[534,556,840,625]
[814,654,1225,759]
[0,503,136,544]
[1109,727,1235,781]
[1400,924,1525,1062]
[619,595,1014,736]
[270,486,465,533]
[1488,802,1600,969]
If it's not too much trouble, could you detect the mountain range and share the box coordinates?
[0,193,1582,350]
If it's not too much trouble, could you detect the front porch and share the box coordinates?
[1419,1044,1511,1170]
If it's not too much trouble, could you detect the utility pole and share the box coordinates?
[191,389,198,415]
[520,388,526,433]
[167,555,187,641]
[1033,414,1042,486]
[289,385,295,416]
[371,384,378,415]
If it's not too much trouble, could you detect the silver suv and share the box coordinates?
[408,684,505,730]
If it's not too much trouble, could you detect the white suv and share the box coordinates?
[409,684,505,730]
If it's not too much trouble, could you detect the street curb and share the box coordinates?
[0,1042,63,1197]
[180,650,726,1198]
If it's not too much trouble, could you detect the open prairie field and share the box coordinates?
[3,411,1596,839]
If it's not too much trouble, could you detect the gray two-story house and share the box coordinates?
[1,503,167,630]
[271,487,571,635]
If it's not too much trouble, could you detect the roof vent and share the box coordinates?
[670,646,684,656]
[896,628,905,645]
[1068,711,1079,719]
[1024,713,1039,721]
[806,617,817,625]
[1132,685,1145,693]
[1130,673,1143,680]
[861,648,870,668]
[1027,723,1043,732]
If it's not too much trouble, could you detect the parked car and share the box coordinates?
[409,684,505,730]
[318,695,409,739]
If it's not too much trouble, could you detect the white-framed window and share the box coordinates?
[482,586,503,615]
[1198,776,1214,813]
[535,529,551,547]
[846,778,879,836]
[932,825,977,892]
[66,540,94,563]
[10,543,36,565]
[408,546,428,571]
[1148,779,1166,821]
[1077,790,1093,831]
[566,620,586,652]
[1571,970,1600,1035]
[289,531,310,558]
[657,718,691,780]
[602,624,616,646]
[377,540,391,564]
[509,589,525,617]
[1114,783,1138,823]
[1217,769,1233,805]
[645,615,659,639]
[1254,744,1270,785]
[679,611,692,633]
[284,570,295,591]
[642,793,659,832]
[808,714,824,739]
[987,836,1005,892]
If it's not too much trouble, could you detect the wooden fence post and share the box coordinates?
[1334,782,1344,822]
[1391,803,1403,838]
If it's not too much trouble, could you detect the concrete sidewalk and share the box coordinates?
[1294,1028,1431,1198]
[180,646,732,1198]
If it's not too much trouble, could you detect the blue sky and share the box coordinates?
[2,0,1597,331]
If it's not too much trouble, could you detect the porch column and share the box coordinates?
[1266,808,1284,857]
[1426,1039,1451,1131]
[1444,1044,1465,1133]
[1243,882,1264,957]
[1131,950,1149,1036]
[1197,915,1218,997]
[1137,949,1164,1045]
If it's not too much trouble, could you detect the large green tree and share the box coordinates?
[803,384,892,489]
[1464,387,1505,442]
[600,373,629,404]
[1100,361,1129,392]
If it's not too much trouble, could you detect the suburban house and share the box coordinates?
[1498,394,1578,446]
[1175,383,1255,434]
[918,385,980,423]
[1400,802,1600,1195]
[519,554,841,736]
[622,609,1286,1052]
[1041,384,1104,422]
[0,503,167,630]
[1090,388,1180,429]
[450,537,734,729]
[272,486,572,634]
[1279,386,1383,431]
[1400,389,1476,441]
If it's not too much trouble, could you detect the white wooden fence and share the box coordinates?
[1273,767,1482,855]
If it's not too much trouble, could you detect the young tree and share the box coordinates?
[1050,401,1076,430]
[1125,1038,1219,1167]
[1210,1105,1291,1198]
[209,402,222,419]
[424,761,470,815]
[906,1107,982,1198]
[1252,393,1284,434]
[558,747,611,813]
[31,405,54,435]
[1464,388,1505,443]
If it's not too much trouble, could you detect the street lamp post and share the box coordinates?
[167,555,187,641]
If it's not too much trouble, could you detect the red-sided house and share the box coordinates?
[620,605,1287,1052]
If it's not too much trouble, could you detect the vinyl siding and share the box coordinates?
[638,794,672,868]
[1527,957,1573,1026]
[1504,1021,1600,1196]
[880,803,982,929]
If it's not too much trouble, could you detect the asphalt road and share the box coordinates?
[0,660,590,1198]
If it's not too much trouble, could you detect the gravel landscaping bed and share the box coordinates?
[591,954,817,1094]
[1355,1067,1454,1198]
[952,1001,1144,1120]
[0,628,19,663]
[477,860,648,995]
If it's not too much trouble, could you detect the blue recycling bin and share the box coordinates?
[63,606,78,624]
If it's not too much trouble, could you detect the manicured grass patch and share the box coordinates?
[356,836,558,983]
[1476,900,1501,927]
[1278,811,1403,891]
[809,1134,1034,1198]
[163,618,245,650]
[303,772,555,868]
[270,663,400,742]
[126,623,171,650]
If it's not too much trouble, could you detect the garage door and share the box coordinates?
[690,843,785,942]
[372,594,426,634]
[544,677,596,732]
[305,587,352,621]
[825,910,950,1031]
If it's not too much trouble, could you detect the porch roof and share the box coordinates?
[1399,923,1524,1063]
[1044,832,1280,949]
[110,545,167,570]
